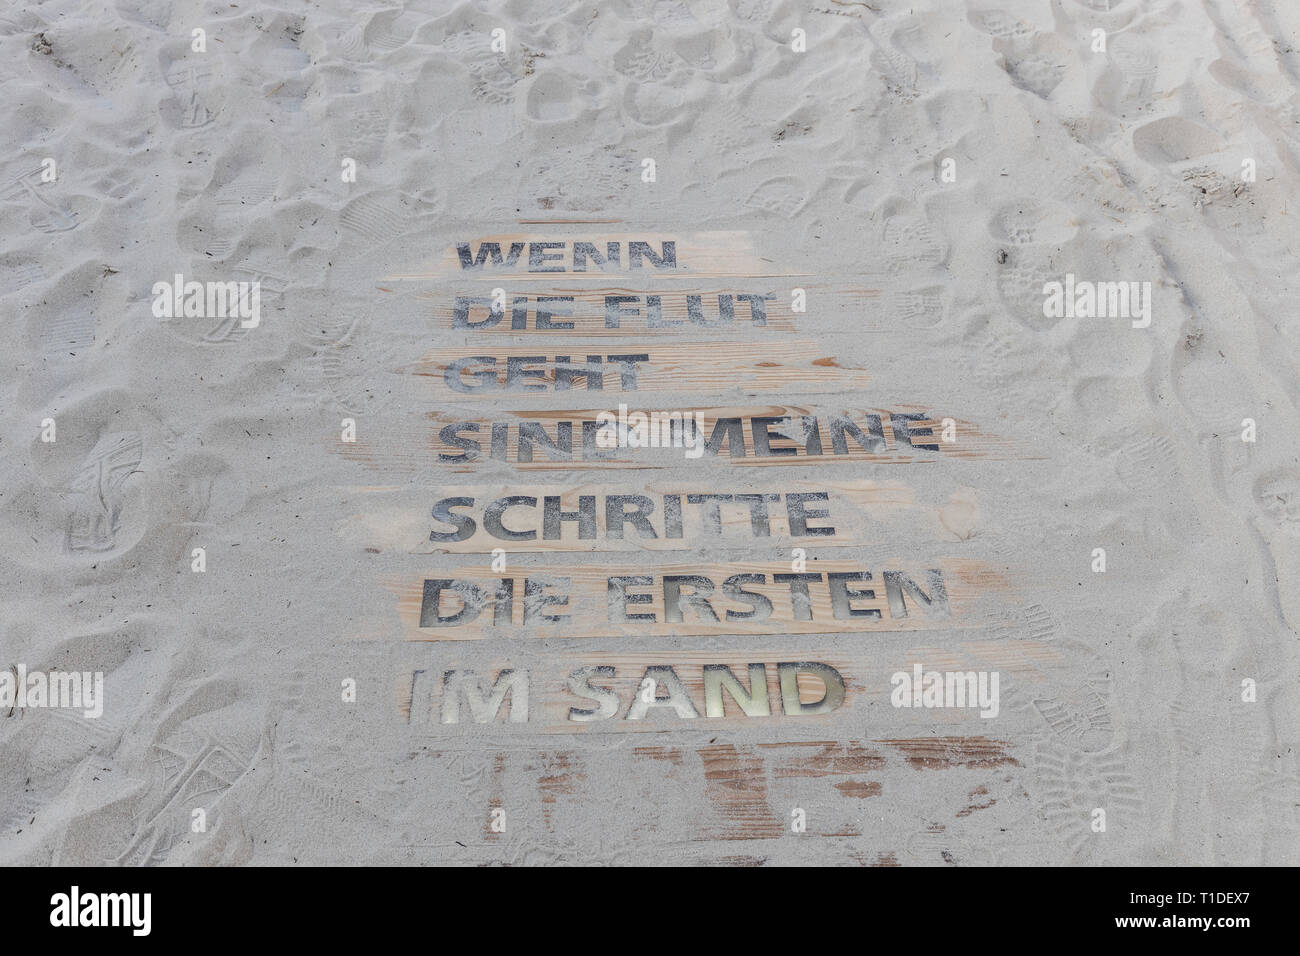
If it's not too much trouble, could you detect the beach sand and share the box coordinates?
[1,0,1298,865]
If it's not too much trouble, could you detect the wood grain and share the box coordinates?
[381,557,1013,641]
[416,342,870,395]
[337,478,950,554]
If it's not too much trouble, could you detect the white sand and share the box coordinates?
[2,0,1298,865]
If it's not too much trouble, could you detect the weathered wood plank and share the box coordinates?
[416,342,870,395]
[381,557,1013,641]
[337,479,970,554]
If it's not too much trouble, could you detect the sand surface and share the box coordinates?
[2,0,1299,865]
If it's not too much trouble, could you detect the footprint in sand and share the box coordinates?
[744,176,807,219]
[158,46,221,130]
[329,20,369,61]
[90,168,137,202]
[881,213,947,273]
[0,463,148,576]
[1251,470,1300,629]
[883,15,941,77]
[326,103,388,162]
[1160,602,1287,862]
[994,33,1071,99]
[995,254,1060,329]
[1115,430,1182,488]
[1033,690,1115,753]
[1094,33,1159,115]
[288,289,366,349]
[1067,159,1145,216]
[173,132,284,259]
[173,177,279,261]
[620,73,690,127]
[361,8,421,53]
[175,211,238,262]
[1253,470,1300,535]
[0,619,153,852]
[213,179,277,211]
[1072,375,1153,455]
[1133,116,1225,165]
[339,192,412,247]
[613,28,678,82]
[1024,642,1116,754]
[1133,118,1239,208]
[987,601,1061,644]
[253,741,355,853]
[965,312,1050,407]
[0,256,47,294]
[1209,57,1287,104]
[890,287,947,328]
[868,19,922,92]
[1166,696,1290,863]
[1033,743,1144,860]
[63,431,144,556]
[172,453,249,527]
[0,163,78,234]
[153,258,286,345]
[672,29,737,73]
[318,334,410,416]
[442,29,523,105]
[961,502,1054,574]
[1171,334,1256,426]
[989,198,1078,246]
[705,101,764,156]
[112,687,262,865]
[526,72,585,123]
[967,9,1036,39]
[35,308,96,358]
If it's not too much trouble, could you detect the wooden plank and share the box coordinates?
[393,640,1059,734]
[422,286,805,334]
[384,231,799,281]
[407,281,946,336]
[336,479,973,554]
[390,735,1026,858]
[415,342,870,395]
[380,557,1013,641]
[335,404,1027,475]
